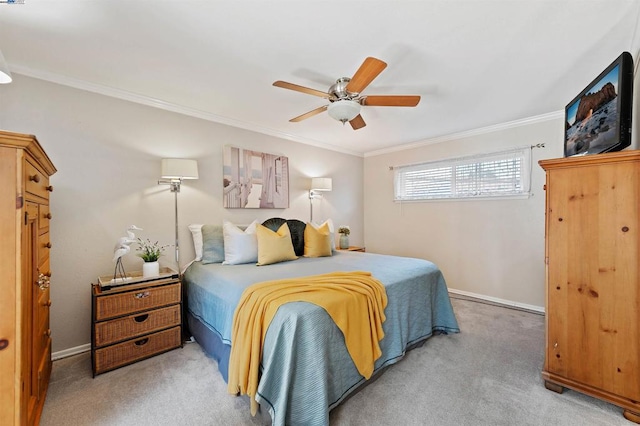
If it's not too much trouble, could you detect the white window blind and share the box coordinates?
[394,147,531,201]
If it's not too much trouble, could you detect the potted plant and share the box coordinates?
[136,238,168,277]
[337,226,350,249]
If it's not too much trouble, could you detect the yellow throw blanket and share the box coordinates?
[227,271,388,415]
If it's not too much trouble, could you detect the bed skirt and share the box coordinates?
[188,312,232,383]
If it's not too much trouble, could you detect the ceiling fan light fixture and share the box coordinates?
[0,49,12,84]
[327,100,361,124]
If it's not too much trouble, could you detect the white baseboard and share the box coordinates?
[52,343,91,361]
[448,288,545,314]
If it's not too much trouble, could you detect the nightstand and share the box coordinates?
[91,272,183,376]
[338,246,365,252]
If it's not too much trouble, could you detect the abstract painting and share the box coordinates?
[223,146,289,209]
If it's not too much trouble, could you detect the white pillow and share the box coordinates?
[312,219,335,251]
[188,224,204,261]
[222,220,259,265]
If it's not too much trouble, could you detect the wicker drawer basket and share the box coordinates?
[95,283,181,321]
[94,326,181,374]
[94,305,181,348]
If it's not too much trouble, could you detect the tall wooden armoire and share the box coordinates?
[0,130,57,425]
[539,151,640,423]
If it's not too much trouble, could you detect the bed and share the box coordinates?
[183,220,460,425]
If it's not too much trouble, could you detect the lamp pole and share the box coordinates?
[170,179,181,267]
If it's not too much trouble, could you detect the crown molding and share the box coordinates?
[11,65,363,157]
[10,65,563,159]
[364,110,563,158]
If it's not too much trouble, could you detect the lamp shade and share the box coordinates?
[311,177,332,191]
[0,50,12,84]
[161,158,199,179]
[327,100,360,123]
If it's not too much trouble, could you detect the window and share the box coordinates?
[394,147,531,201]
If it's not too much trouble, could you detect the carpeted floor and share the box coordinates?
[40,297,628,425]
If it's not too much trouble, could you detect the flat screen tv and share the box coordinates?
[564,51,634,157]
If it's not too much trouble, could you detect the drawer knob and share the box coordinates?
[134,291,150,299]
[134,338,149,347]
[45,329,51,337]
[133,314,149,323]
[45,213,53,220]
[0,339,8,350]
[45,242,52,249]
[29,174,40,183]
[46,185,54,192]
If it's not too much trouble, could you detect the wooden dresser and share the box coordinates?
[91,275,182,376]
[540,151,640,423]
[0,130,56,425]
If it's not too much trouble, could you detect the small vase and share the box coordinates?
[142,261,160,278]
[339,234,349,249]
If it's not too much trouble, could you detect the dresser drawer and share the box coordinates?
[39,231,50,266]
[95,282,181,321]
[25,159,50,200]
[38,258,51,278]
[35,285,51,361]
[40,204,51,230]
[93,326,181,374]
[94,304,181,347]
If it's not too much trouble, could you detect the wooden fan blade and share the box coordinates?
[349,114,366,130]
[362,95,421,107]
[346,57,387,94]
[273,81,330,98]
[290,105,328,122]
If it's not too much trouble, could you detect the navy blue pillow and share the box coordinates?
[261,218,305,256]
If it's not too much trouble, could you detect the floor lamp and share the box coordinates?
[309,177,332,223]
[158,158,199,267]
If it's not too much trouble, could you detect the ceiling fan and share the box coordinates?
[273,57,420,130]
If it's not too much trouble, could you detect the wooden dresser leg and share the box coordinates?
[544,380,564,394]
[623,410,640,424]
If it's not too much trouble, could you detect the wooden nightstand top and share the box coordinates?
[95,267,179,293]
[337,246,365,252]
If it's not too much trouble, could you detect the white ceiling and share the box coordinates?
[1,1,639,156]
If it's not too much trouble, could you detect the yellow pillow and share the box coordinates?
[304,222,332,258]
[256,223,298,266]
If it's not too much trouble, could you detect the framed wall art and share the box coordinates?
[223,145,289,209]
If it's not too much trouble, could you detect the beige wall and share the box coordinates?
[364,118,564,311]
[0,75,363,354]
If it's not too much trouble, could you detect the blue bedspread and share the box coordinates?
[184,251,459,425]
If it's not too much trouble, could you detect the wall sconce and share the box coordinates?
[309,177,332,223]
[158,158,199,265]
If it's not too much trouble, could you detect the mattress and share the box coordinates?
[183,250,459,425]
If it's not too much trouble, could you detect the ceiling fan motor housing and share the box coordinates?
[329,77,358,101]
